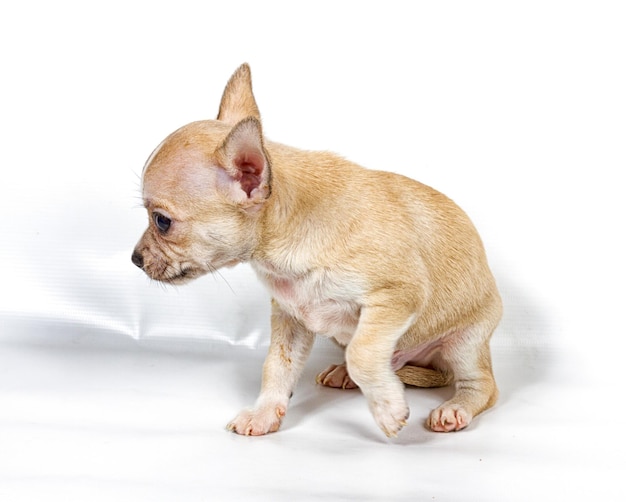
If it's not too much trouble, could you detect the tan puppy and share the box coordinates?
[132,64,502,438]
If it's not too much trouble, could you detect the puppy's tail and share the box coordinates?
[395,365,453,388]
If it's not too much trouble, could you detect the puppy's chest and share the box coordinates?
[254,265,361,341]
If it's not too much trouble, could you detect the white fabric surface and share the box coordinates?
[1,1,625,500]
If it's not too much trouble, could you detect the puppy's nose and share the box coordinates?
[131,250,144,269]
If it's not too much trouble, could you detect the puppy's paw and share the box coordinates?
[427,404,471,432]
[227,404,286,436]
[316,363,358,389]
[369,396,410,438]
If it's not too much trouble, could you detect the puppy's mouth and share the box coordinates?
[161,266,199,285]
[135,250,239,284]
[161,259,238,284]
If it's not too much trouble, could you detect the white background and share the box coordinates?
[1,1,625,500]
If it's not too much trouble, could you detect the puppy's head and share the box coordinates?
[132,64,271,284]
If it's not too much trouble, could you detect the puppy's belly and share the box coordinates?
[391,339,442,371]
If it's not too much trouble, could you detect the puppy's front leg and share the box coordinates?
[227,300,315,436]
[346,303,417,438]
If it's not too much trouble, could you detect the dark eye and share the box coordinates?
[153,212,172,233]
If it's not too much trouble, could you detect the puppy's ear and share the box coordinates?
[217,63,261,124]
[215,117,271,209]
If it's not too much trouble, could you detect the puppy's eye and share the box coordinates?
[153,212,172,233]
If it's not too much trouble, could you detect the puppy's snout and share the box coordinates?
[131,250,144,269]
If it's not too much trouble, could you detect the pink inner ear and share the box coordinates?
[235,150,265,197]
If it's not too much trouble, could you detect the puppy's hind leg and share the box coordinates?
[427,321,499,432]
[316,340,358,389]
[316,362,358,389]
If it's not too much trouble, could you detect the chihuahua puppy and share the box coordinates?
[132,64,502,438]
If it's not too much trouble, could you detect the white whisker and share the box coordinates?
[206,261,236,296]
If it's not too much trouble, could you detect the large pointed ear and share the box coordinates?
[214,117,271,209]
[216,63,261,124]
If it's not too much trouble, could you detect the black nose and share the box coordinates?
[131,250,144,269]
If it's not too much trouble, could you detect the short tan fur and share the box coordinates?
[132,64,502,438]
